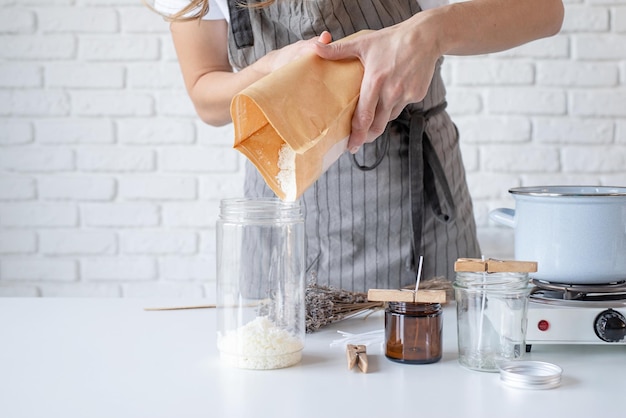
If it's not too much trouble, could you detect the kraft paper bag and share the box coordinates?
[230,36,365,201]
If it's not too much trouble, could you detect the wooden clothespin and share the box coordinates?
[454,258,538,273]
[346,344,368,373]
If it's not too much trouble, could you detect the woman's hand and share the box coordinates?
[313,23,440,154]
[313,0,564,154]
[257,31,333,74]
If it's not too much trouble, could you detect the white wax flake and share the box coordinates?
[217,316,303,370]
[276,144,297,202]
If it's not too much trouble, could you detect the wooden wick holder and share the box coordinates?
[454,258,538,273]
[367,288,447,304]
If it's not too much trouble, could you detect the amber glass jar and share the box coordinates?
[384,302,443,364]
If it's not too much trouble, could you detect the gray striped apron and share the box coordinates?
[227,0,481,292]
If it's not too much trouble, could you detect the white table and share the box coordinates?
[1,298,624,418]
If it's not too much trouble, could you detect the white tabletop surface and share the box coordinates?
[1,298,624,418]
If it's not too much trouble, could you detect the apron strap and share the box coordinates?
[405,102,457,271]
[227,0,254,49]
[352,102,457,272]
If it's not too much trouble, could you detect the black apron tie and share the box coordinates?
[352,102,456,272]
[227,0,254,49]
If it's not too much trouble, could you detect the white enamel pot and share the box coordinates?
[489,186,626,284]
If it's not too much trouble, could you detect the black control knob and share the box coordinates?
[594,309,626,343]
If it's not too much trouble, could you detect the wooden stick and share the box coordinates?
[368,289,415,302]
[367,288,447,303]
[144,304,216,311]
[144,299,271,311]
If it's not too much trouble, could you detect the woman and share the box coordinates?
[153,0,564,291]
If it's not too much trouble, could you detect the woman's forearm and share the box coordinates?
[186,67,267,126]
[418,0,564,57]
[170,18,333,127]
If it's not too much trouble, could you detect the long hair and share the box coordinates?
[145,0,277,22]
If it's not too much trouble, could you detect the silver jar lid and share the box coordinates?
[499,361,563,390]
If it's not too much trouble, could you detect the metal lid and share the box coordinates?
[499,361,563,390]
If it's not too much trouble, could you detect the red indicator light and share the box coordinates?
[538,320,550,332]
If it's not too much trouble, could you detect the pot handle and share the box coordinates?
[489,208,515,228]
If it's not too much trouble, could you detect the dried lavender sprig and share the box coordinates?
[305,283,384,333]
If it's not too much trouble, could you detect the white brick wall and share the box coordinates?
[1,1,625,297]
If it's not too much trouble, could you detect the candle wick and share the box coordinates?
[414,255,424,293]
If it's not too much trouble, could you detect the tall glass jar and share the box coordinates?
[384,302,443,364]
[216,198,305,370]
[454,272,531,372]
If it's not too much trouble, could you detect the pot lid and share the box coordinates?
[509,186,626,197]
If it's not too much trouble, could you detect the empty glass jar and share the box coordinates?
[216,198,305,370]
[454,272,531,372]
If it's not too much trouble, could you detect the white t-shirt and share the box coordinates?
[153,0,449,22]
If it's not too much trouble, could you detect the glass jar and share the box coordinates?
[384,302,443,364]
[454,272,531,372]
[216,198,305,370]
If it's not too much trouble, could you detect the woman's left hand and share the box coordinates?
[313,20,440,154]
[314,0,564,154]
